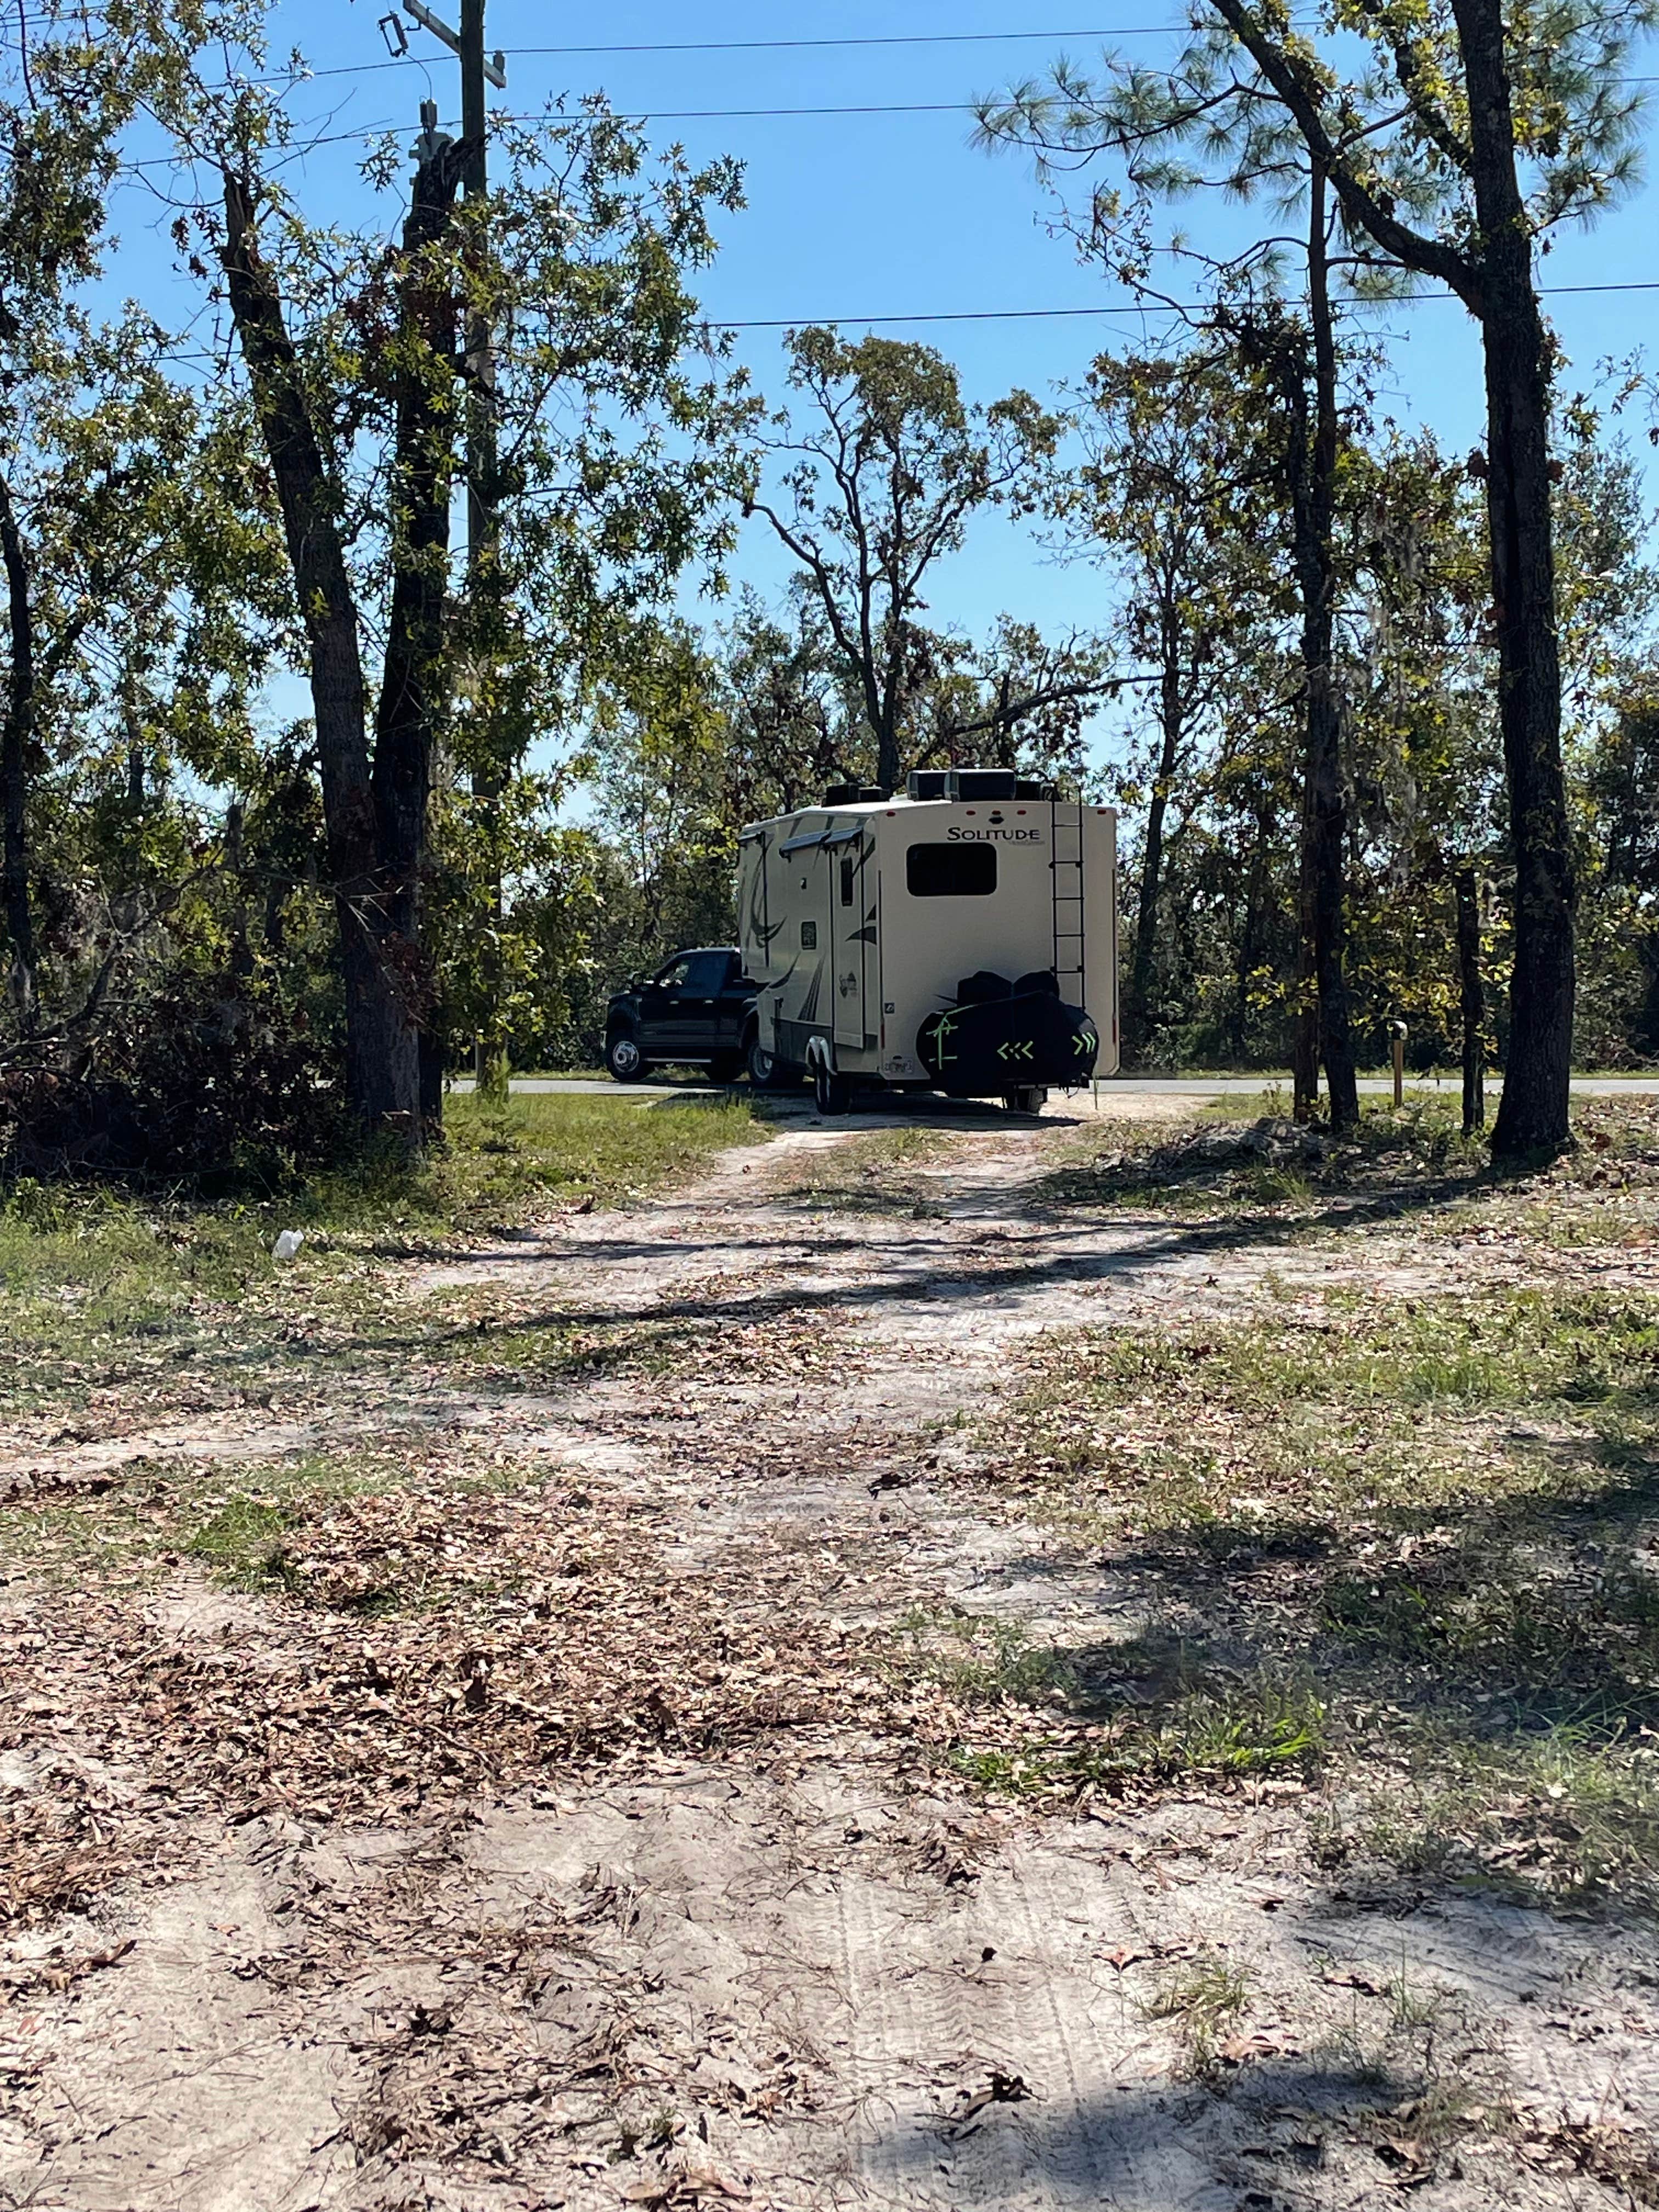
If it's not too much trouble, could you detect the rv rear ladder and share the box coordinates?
[1049,796,1086,1011]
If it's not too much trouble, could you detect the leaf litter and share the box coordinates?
[6,1106,1659,2209]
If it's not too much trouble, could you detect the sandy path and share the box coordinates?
[5,1113,1658,2212]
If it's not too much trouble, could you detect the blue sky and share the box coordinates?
[101,0,1659,760]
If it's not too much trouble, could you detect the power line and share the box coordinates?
[519,24,1221,54]
[695,280,1659,329]
[260,22,1254,82]
[106,102,1039,170]
[151,279,1659,349]
[119,83,1659,170]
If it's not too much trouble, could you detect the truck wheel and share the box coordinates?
[747,1036,792,1090]
[708,1052,742,1084]
[1003,1086,1047,1116]
[606,1030,649,1082]
[814,1063,853,1116]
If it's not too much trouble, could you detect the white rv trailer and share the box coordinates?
[737,769,1119,1114]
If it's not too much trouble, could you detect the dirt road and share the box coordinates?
[5,1107,1658,2211]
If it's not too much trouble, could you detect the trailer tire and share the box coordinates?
[708,1052,742,1084]
[607,1030,649,1082]
[814,1063,853,1116]
[1003,1086,1048,1116]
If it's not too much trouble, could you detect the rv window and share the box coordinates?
[906,843,997,897]
[801,920,818,949]
[839,855,855,907]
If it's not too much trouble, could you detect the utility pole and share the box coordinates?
[394,0,505,580]
[456,0,507,1096]
[392,0,510,1096]
[459,0,498,585]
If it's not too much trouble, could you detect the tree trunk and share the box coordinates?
[373,134,470,1139]
[1233,798,1274,1062]
[123,690,145,815]
[221,170,419,1137]
[1452,0,1575,1156]
[1292,793,1319,1122]
[1128,620,1183,1059]
[1206,0,1572,1149]
[1297,167,1359,1129]
[876,709,901,799]
[1455,865,1486,1135]
[0,471,37,1030]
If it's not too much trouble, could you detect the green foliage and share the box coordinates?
[748,327,1106,790]
[0,7,763,1146]
[3,0,1659,1135]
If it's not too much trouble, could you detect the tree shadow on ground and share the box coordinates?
[937,1403,1659,1922]
[859,2039,1598,2208]
[353,1161,1508,1344]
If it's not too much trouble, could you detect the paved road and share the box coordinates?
[456,1073,1659,1102]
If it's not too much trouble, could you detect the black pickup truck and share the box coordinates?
[604,947,757,1082]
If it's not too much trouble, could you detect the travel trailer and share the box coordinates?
[737,769,1118,1114]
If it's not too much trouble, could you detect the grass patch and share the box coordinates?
[298,1088,766,1237]
[0,1092,765,1424]
[777,1125,961,1216]
[912,1606,1328,1802]
[188,1494,303,1594]
[901,1609,1074,1703]
[1340,1722,1659,1912]
[1032,1091,1659,1246]
[174,1444,547,1612]
[1029,1098,1489,1220]
[1011,1286,1659,1538]
[1143,1951,1253,2079]
[992,1278,1659,1910]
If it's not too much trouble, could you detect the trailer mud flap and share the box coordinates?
[917,991,1099,1094]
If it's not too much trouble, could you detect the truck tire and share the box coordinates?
[746,1035,794,1090]
[814,1062,853,1116]
[606,1030,650,1082]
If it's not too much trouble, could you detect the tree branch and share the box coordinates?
[1205,0,1484,311]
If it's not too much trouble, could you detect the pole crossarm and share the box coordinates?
[402,0,507,86]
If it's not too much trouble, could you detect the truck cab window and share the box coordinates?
[678,951,730,996]
[906,843,997,897]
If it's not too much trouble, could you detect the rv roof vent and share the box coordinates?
[907,770,950,800]
[823,781,862,806]
[858,783,889,801]
[1015,778,1056,800]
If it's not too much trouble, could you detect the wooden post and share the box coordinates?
[1391,1020,1407,1108]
